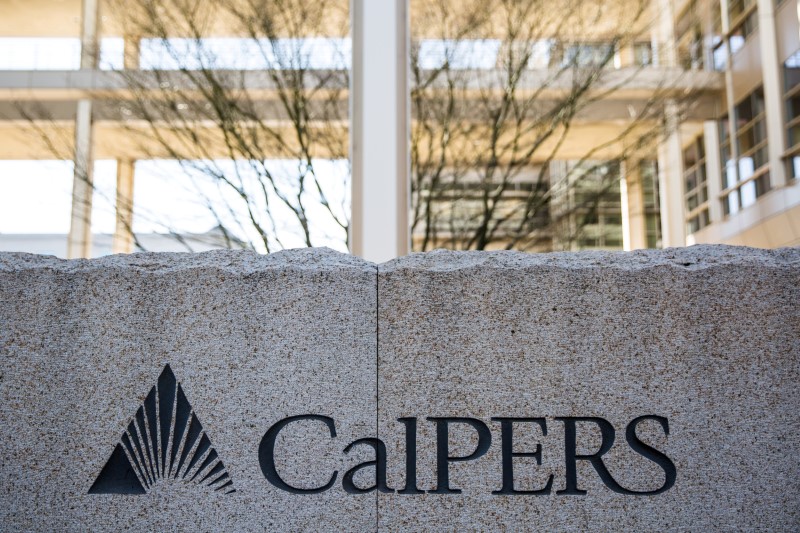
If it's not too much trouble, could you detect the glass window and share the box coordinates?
[734,88,767,169]
[562,43,615,68]
[683,136,710,234]
[791,156,800,180]
[712,36,727,71]
[727,0,758,55]
[784,49,800,179]
[721,88,770,215]
[547,160,624,251]
[711,0,757,69]
[676,1,704,70]
[711,0,725,69]
[633,43,653,67]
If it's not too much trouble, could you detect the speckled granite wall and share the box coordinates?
[0,246,798,531]
[0,249,378,531]
[377,246,799,531]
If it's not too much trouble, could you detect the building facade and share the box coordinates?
[0,0,797,258]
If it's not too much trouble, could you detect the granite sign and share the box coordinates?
[0,246,797,531]
[92,364,675,498]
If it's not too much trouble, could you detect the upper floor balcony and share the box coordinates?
[0,36,723,110]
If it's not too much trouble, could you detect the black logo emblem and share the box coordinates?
[89,365,235,495]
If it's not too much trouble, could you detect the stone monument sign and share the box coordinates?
[0,246,797,530]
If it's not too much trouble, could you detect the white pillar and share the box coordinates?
[113,159,136,254]
[658,104,686,247]
[350,0,410,262]
[68,0,99,259]
[79,0,99,69]
[653,0,677,67]
[67,100,94,259]
[652,0,686,247]
[621,162,647,250]
[756,0,788,188]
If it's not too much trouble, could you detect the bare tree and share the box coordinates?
[19,0,350,253]
[16,0,704,254]
[409,0,693,251]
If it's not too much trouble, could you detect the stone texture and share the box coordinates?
[0,248,377,531]
[377,245,800,531]
[1,245,799,531]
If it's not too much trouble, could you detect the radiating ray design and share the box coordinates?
[89,365,236,495]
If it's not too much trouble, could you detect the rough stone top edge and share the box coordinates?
[1,244,798,275]
[378,244,800,273]
[0,247,376,274]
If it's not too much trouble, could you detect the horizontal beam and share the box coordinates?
[0,119,671,161]
[0,67,723,101]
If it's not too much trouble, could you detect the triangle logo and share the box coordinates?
[89,365,235,495]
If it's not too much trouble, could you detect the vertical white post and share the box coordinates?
[350,0,410,262]
[79,0,99,69]
[653,0,677,67]
[113,159,136,254]
[658,104,686,248]
[67,101,95,259]
[756,0,788,188]
[621,174,633,251]
[621,161,647,250]
[653,0,685,248]
[67,0,99,258]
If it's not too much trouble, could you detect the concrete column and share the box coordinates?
[653,0,677,67]
[658,104,686,247]
[350,0,410,262]
[652,0,684,248]
[67,100,94,259]
[703,120,725,222]
[652,0,686,247]
[113,160,136,254]
[618,43,633,68]
[68,0,99,258]
[621,161,648,250]
[756,0,788,188]
[79,0,99,69]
